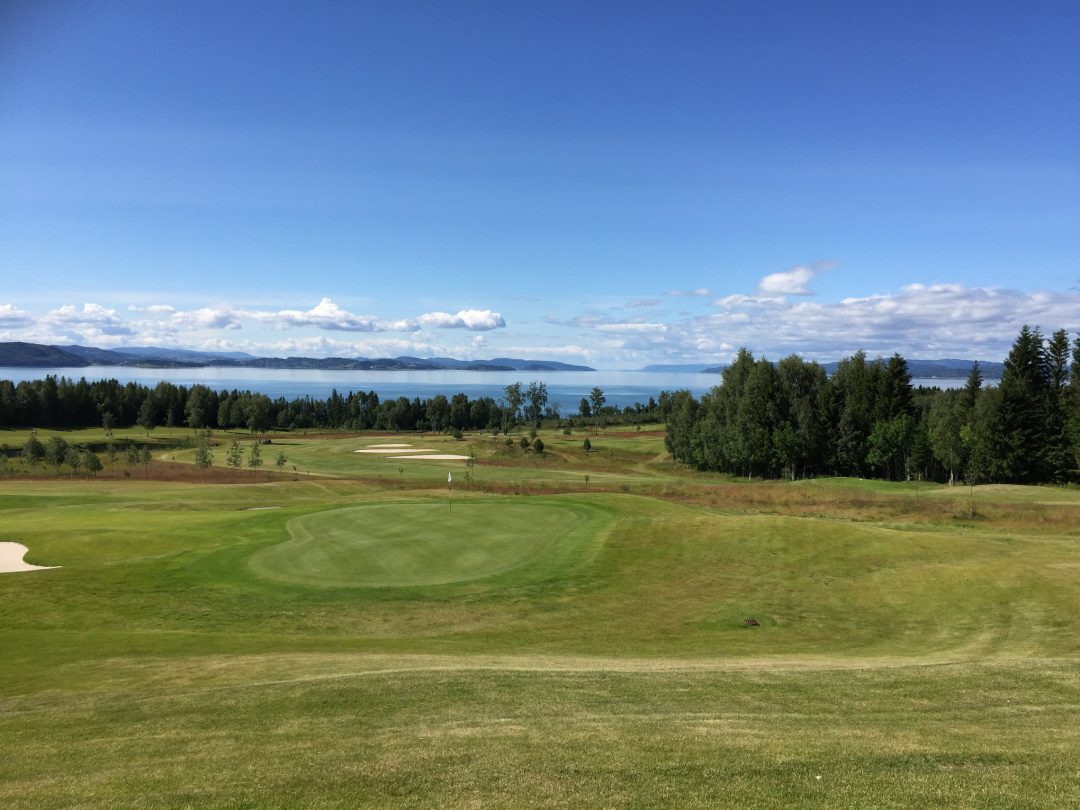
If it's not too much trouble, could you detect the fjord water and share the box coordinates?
[0,365,974,408]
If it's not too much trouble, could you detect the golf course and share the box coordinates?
[2,426,1079,807]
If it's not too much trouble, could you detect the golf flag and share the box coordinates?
[448,472,453,485]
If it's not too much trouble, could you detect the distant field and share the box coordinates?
[2,428,1079,807]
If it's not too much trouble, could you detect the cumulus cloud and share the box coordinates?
[43,303,135,339]
[128,304,177,314]
[241,298,383,332]
[225,301,505,333]
[415,309,506,331]
[541,281,1080,367]
[187,334,453,359]
[169,307,242,330]
[758,265,817,297]
[693,282,1080,361]
[0,304,32,328]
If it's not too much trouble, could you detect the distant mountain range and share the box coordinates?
[639,363,718,373]
[0,342,594,372]
[701,357,1005,379]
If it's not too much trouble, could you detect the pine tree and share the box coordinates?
[961,361,982,413]
[1044,329,1072,481]
[995,325,1049,482]
[1069,334,1080,479]
[877,354,914,421]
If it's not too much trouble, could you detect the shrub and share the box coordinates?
[533,438,545,454]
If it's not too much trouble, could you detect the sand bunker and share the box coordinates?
[389,454,470,461]
[365,443,413,448]
[354,448,436,454]
[0,542,59,574]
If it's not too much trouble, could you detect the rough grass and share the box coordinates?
[2,429,1080,807]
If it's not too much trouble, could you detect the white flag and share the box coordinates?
[448,472,453,484]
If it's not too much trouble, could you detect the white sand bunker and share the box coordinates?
[0,542,60,574]
[366,443,414,448]
[354,447,436,454]
[389,454,470,460]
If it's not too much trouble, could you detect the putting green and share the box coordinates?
[248,497,611,587]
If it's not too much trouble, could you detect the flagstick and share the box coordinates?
[448,471,453,512]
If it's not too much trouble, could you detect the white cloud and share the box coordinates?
[711,294,787,308]
[415,309,506,331]
[128,304,177,313]
[169,307,242,330]
[497,342,593,358]
[687,282,1080,362]
[0,304,31,328]
[241,298,383,332]
[758,265,817,297]
[381,319,421,333]
[595,322,668,333]
[666,288,710,297]
[42,303,135,341]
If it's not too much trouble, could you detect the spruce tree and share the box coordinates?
[995,325,1049,482]
[1069,334,1080,479]
[960,361,982,413]
[1044,329,1072,481]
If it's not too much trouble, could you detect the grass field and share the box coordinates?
[2,427,1080,807]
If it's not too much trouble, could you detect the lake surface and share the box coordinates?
[0,365,981,408]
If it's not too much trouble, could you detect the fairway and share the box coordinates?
[3,434,1080,807]
[249,498,610,588]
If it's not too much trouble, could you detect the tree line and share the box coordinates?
[0,376,662,435]
[664,326,1080,485]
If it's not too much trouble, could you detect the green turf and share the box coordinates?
[2,430,1080,807]
[248,498,610,588]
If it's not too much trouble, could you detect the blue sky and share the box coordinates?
[1,0,1078,367]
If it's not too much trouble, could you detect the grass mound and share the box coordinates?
[248,497,610,587]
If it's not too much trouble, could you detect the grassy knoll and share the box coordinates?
[2,430,1080,807]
